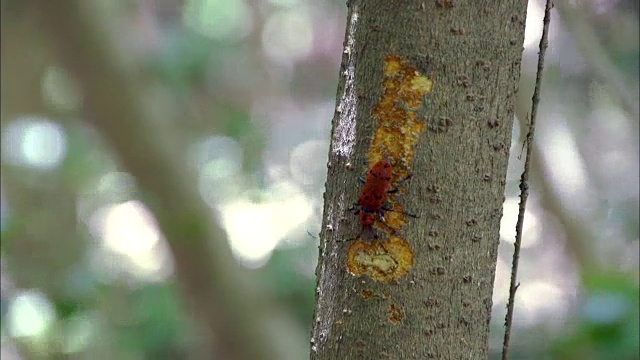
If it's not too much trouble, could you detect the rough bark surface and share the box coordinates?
[311,1,528,359]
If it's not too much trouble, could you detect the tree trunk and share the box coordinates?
[311,1,527,359]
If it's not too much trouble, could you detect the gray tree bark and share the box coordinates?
[311,1,528,359]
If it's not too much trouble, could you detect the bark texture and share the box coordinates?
[311,1,528,359]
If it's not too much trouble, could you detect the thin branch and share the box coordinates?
[30,1,290,360]
[502,1,553,359]
[514,104,601,280]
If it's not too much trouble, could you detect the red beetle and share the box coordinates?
[351,158,416,241]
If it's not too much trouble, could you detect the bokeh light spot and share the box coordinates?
[8,290,55,338]
[91,201,172,282]
[1,116,67,170]
[184,0,253,41]
[262,8,313,64]
[220,182,313,267]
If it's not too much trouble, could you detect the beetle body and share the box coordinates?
[354,159,398,240]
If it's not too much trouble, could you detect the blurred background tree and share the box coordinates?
[0,0,637,359]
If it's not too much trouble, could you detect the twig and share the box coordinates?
[514,109,600,280]
[502,1,553,359]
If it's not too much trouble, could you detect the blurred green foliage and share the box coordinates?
[260,246,317,330]
[151,29,217,91]
[116,284,192,360]
[551,272,639,360]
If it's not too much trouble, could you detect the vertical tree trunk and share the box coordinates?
[311,1,527,359]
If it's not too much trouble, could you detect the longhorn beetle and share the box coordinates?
[349,158,417,241]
